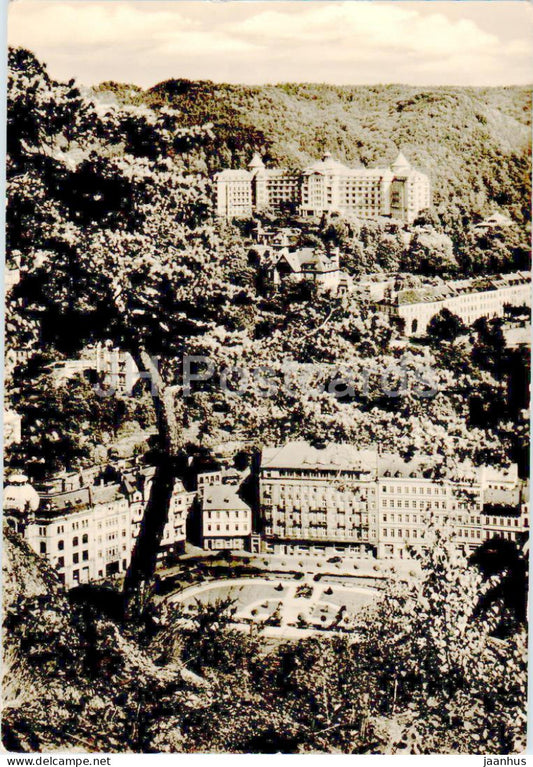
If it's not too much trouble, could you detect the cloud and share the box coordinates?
[233,3,498,56]
[7,0,533,87]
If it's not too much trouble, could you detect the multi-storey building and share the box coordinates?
[88,342,140,395]
[45,342,140,395]
[201,484,252,551]
[374,271,531,336]
[259,442,527,559]
[375,458,524,558]
[215,170,254,218]
[9,465,195,588]
[216,151,430,223]
[260,442,379,557]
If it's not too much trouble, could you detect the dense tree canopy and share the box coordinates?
[6,48,529,616]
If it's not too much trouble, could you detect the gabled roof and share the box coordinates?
[203,485,251,513]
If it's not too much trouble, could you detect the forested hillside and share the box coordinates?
[94,79,532,228]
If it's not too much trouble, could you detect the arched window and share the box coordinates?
[412,319,418,334]
[58,540,64,551]
[82,534,88,544]
[72,537,79,547]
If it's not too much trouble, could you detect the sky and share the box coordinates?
[7,0,533,88]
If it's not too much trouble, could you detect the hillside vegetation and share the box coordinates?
[2,525,527,753]
[93,80,532,228]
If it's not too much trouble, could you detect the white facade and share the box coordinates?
[201,484,252,551]
[376,272,531,336]
[92,342,140,395]
[25,468,194,588]
[216,151,431,223]
[259,442,527,559]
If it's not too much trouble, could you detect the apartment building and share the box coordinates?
[215,170,254,218]
[375,271,531,336]
[201,484,252,551]
[259,442,527,559]
[216,151,430,223]
[9,464,195,588]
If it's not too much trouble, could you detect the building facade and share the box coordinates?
[374,271,531,336]
[21,465,194,588]
[201,484,252,551]
[260,443,379,557]
[259,441,527,559]
[216,151,430,223]
[265,247,348,293]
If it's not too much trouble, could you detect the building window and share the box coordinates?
[82,550,89,561]
[82,534,88,544]
[58,540,64,551]
[40,542,46,554]
[73,553,79,564]
[73,537,79,547]
[57,557,64,568]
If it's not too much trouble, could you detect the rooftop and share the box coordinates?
[261,441,378,473]
[203,485,251,512]
[378,271,531,307]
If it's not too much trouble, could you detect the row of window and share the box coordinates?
[55,550,89,567]
[383,499,447,510]
[205,510,248,519]
[204,524,248,533]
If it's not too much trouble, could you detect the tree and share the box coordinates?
[403,230,458,275]
[426,309,467,345]
[353,530,527,753]
[412,208,443,230]
[7,49,254,618]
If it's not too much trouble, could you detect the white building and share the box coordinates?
[46,342,140,395]
[90,342,140,395]
[375,271,531,336]
[259,441,528,559]
[260,442,379,557]
[216,151,431,223]
[23,466,194,588]
[201,484,252,551]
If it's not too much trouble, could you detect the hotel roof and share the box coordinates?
[216,169,252,181]
[261,441,378,472]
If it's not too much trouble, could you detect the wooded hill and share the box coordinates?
[93,79,532,229]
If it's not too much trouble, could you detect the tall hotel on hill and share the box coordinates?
[216,151,431,223]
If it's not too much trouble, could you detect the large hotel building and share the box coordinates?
[259,442,528,559]
[216,151,431,223]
